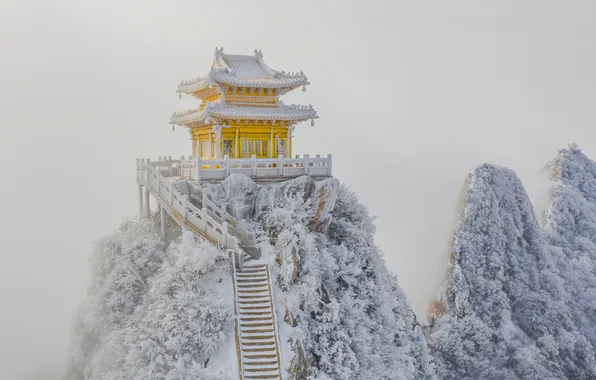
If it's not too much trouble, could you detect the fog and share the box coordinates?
[1,0,595,378]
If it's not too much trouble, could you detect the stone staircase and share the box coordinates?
[233,261,283,380]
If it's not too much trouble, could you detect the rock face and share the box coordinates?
[427,163,596,380]
[183,175,340,234]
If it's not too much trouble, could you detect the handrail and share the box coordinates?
[137,160,243,251]
[230,251,245,380]
[265,264,284,380]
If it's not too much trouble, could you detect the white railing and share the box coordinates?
[136,158,249,252]
[197,153,331,181]
[138,153,332,182]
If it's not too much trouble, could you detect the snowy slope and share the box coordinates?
[427,163,596,380]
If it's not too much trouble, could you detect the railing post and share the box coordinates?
[327,153,333,176]
[220,204,227,222]
[224,154,230,178]
[235,250,244,271]
[252,154,257,177]
[142,159,147,181]
[180,156,185,177]
[182,194,188,220]
[144,187,151,219]
[196,156,201,181]
[160,206,167,242]
[138,184,143,218]
[278,154,284,176]
[303,154,310,175]
[222,221,229,248]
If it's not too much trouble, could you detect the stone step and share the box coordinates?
[241,335,275,344]
[240,316,272,322]
[243,363,279,369]
[237,294,269,300]
[241,328,274,334]
[239,311,272,316]
[244,367,279,372]
[236,278,268,283]
[242,347,277,352]
[242,341,275,352]
[239,268,266,274]
[244,373,280,379]
[243,354,278,360]
[240,322,273,328]
[238,297,271,308]
[237,283,269,289]
[239,305,271,310]
[238,288,269,294]
[244,264,267,269]
[236,271,267,277]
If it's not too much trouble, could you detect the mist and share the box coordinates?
[1,0,595,378]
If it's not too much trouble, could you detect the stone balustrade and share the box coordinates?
[137,153,332,182]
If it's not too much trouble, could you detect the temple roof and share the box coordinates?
[177,48,310,95]
[170,100,318,127]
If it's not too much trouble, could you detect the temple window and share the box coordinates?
[242,139,269,158]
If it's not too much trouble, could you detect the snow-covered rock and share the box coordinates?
[544,145,596,348]
[66,174,435,380]
[262,182,437,380]
[427,163,596,380]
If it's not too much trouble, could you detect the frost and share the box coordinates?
[427,163,596,379]
[65,220,234,380]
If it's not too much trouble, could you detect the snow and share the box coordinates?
[170,102,318,126]
[176,48,310,94]
[64,221,236,380]
[427,160,596,379]
[69,144,596,380]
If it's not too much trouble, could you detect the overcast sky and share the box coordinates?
[1,0,595,378]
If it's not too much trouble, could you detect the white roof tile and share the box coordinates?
[170,101,317,126]
[177,48,309,94]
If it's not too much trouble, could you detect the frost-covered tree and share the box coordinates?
[428,164,596,380]
[65,218,234,380]
[261,178,437,380]
[544,145,596,348]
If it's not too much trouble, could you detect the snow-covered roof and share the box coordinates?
[170,100,318,126]
[177,48,310,95]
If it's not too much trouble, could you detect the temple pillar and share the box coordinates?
[196,138,201,159]
[288,126,295,158]
[235,127,240,158]
[269,127,274,158]
[208,131,212,158]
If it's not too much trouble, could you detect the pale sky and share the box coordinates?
[1,0,595,378]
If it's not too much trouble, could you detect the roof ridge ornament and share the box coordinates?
[254,49,263,59]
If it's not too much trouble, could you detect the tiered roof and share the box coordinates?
[176,48,310,95]
[171,48,318,128]
[171,99,317,127]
